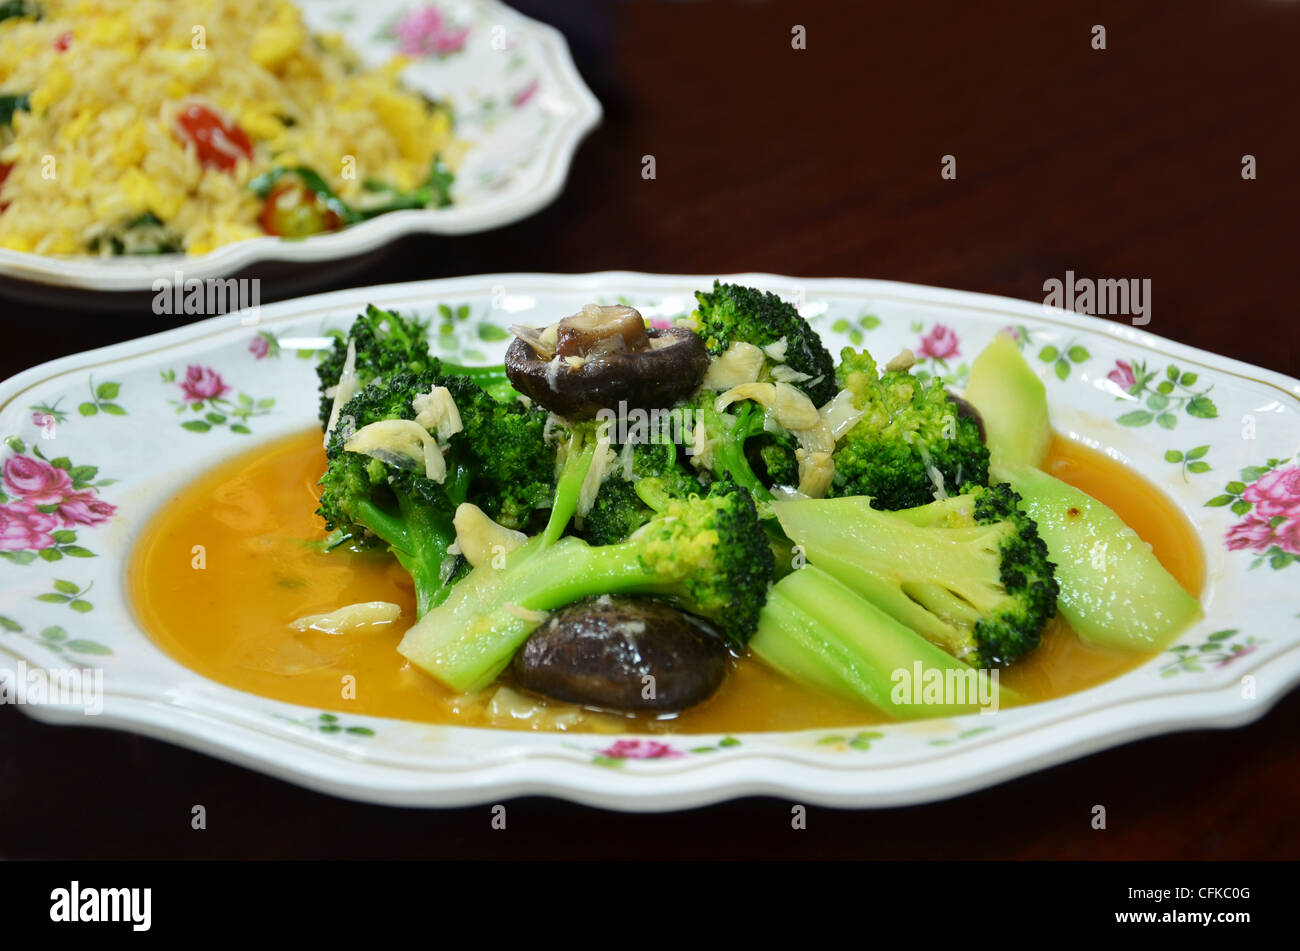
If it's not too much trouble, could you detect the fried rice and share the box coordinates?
[0,0,459,256]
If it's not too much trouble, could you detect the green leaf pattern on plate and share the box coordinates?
[77,376,127,418]
[1160,630,1261,675]
[1108,359,1218,430]
[0,615,112,659]
[1037,337,1090,381]
[282,712,376,737]
[1165,445,1212,482]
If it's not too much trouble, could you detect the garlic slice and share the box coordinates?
[715,381,821,431]
[575,422,615,517]
[509,322,559,361]
[702,342,765,390]
[795,449,835,498]
[344,419,446,482]
[322,338,358,447]
[762,337,789,362]
[412,385,463,442]
[819,388,865,440]
[452,503,527,569]
[289,601,401,635]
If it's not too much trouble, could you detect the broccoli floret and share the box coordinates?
[316,370,555,613]
[443,377,552,530]
[582,441,704,545]
[316,371,471,615]
[690,280,837,405]
[581,476,648,547]
[317,305,515,426]
[773,482,1058,668]
[399,479,775,692]
[686,389,778,502]
[317,306,440,427]
[829,347,989,510]
[753,431,798,486]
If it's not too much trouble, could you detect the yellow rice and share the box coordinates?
[0,0,458,256]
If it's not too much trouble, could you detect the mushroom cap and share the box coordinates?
[511,596,729,712]
[505,326,710,420]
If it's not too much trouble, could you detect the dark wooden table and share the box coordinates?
[2,0,1297,859]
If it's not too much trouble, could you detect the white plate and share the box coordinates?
[2,273,1298,810]
[0,1,601,293]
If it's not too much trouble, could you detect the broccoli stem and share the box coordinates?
[396,428,604,690]
[351,464,472,616]
[772,496,1008,656]
[512,537,698,610]
[708,402,773,502]
[439,363,517,402]
[541,430,599,546]
[394,496,460,617]
[750,566,1018,717]
[633,477,674,513]
[349,495,456,616]
[397,536,555,693]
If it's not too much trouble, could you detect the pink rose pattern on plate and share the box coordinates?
[4,454,73,505]
[1110,359,1218,430]
[389,6,470,57]
[590,736,741,766]
[180,365,231,402]
[916,323,960,362]
[598,739,683,761]
[27,398,69,437]
[163,365,275,435]
[0,442,116,562]
[1107,359,1137,390]
[1208,458,1300,569]
[511,79,540,108]
[907,323,969,387]
[0,501,59,552]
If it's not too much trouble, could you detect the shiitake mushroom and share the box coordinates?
[505,304,710,419]
[946,390,986,442]
[511,596,729,713]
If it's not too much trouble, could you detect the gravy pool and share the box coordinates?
[129,430,1204,733]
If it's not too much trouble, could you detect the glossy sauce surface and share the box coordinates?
[129,430,1205,733]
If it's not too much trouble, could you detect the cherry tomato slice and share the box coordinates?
[175,103,253,172]
[260,181,343,237]
[0,163,12,212]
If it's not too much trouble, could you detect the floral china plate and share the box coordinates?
[0,0,601,294]
[1,273,1298,810]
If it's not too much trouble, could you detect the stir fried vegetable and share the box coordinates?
[306,283,1202,719]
